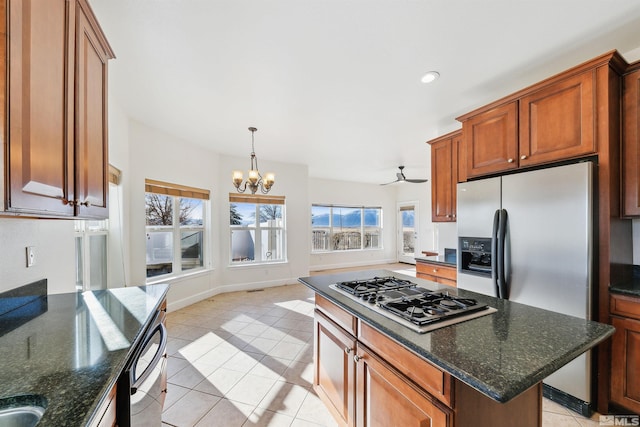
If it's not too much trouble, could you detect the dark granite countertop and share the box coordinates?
[299,269,614,403]
[0,283,169,426]
[610,265,640,298]
[414,255,456,266]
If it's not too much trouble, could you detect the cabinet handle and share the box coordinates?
[62,199,78,206]
[433,269,437,273]
[353,354,362,363]
[80,200,91,207]
[520,155,527,160]
[344,347,352,354]
[507,158,514,163]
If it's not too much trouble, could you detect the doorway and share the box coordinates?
[397,203,418,264]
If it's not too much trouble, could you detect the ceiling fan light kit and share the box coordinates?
[381,166,428,185]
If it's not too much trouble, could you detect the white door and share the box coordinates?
[397,203,418,264]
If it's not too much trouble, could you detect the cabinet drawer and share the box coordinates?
[611,293,640,321]
[358,321,452,407]
[316,294,357,336]
[416,262,457,282]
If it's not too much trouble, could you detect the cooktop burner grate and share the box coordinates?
[330,276,496,333]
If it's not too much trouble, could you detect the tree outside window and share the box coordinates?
[229,195,286,264]
[145,180,209,279]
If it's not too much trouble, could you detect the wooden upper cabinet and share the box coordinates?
[75,0,112,217]
[4,0,114,218]
[462,102,518,178]
[622,66,640,217]
[519,71,596,167]
[7,0,75,216]
[428,130,461,222]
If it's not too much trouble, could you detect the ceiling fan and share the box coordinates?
[380,166,429,185]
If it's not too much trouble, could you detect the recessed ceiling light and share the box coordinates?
[421,71,440,84]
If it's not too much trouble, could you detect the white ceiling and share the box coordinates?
[89,0,640,184]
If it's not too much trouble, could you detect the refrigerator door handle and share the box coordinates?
[492,209,500,297]
[497,209,509,299]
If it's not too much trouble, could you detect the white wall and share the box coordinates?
[0,218,76,294]
[127,121,220,310]
[308,178,397,271]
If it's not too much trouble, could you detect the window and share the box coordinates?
[311,204,382,252]
[229,194,286,264]
[75,219,109,291]
[75,165,121,291]
[145,180,209,279]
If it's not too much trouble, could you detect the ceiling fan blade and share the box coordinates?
[405,178,429,183]
[380,179,400,186]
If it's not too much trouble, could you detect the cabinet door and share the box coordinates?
[314,310,356,427]
[610,315,640,414]
[519,71,595,167]
[463,102,518,178]
[75,0,110,218]
[355,345,451,427]
[623,68,640,216]
[7,0,75,216]
[430,136,457,222]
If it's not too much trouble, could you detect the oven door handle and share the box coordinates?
[131,322,167,395]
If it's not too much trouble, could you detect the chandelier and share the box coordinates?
[232,127,275,194]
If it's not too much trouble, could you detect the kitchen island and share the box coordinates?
[0,281,169,426]
[300,269,614,427]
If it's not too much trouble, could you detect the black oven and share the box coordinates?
[459,237,493,277]
[116,306,168,427]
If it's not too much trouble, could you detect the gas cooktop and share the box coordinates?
[330,276,496,333]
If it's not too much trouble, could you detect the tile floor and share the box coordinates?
[162,264,603,427]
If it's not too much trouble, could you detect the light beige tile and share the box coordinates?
[256,314,284,326]
[542,398,572,415]
[162,383,190,411]
[162,389,221,427]
[576,416,602,427]
[222,350,262,373]
[225,374,279,406]
[258,380,310,417]
[542,411,583,427]
[248,408,295,427]
[219,319,253,333]
[238,322,271,337]
[167,363,212,389]
[268,340,305,361]
[296,391,338,426]
[261,326,291,341]
[195,398,254,427]
[248,356,291,380]
[166,337,190,358]
[194,367,245,396]
[245,337,280,355]
[166,356,190,378]
[282,360,314,387]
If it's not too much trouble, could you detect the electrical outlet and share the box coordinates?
[26,246,36,267]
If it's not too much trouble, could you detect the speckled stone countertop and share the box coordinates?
[610,265,640,298]
[0,283,169,426]
[414,255,456,266]
[299,269,614,403]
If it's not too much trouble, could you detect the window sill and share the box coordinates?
[228,260,289,269]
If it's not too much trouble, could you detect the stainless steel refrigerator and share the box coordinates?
[456,161,593,415]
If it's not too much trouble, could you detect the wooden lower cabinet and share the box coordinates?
[314,295,542,427]
[416,260,457,287]
[355,344,451,427]
[610,293,640,413]
[314,309,356,426]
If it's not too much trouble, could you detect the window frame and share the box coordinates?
[145,180,210,281]
[229,194,287,266]
[311,204,383,253]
